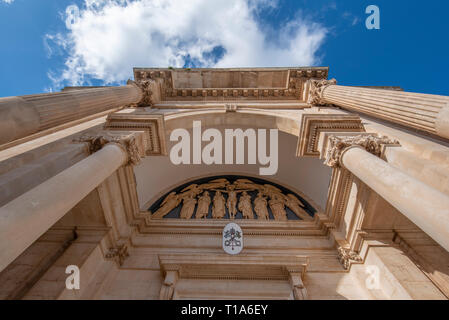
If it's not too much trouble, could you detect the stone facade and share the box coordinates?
[0,67,448,300]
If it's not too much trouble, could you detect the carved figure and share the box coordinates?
[254,192,269,220]
[179,194,197,219]
[195,191,211,219]
[212,191,226,219]
[268,193,287,221]
[152,192,181,219]
[284,194,313,220]
[226,185,238,219]
[238,191,254,219]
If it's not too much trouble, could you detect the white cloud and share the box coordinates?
[46,0,327,88]
[2,0,15,4]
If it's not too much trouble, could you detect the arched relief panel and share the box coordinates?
[148,175,317,221]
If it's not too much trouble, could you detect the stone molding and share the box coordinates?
[75,132,143,166]
[104,113,167,156]
[307,79,337,105]
[323,134,399,168]
[296,114,365,157]
[158,254,308,281]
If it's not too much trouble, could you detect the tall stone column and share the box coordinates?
[0,83,147,145]
[324,134,449,252]
[308,79,449,140]
[0,133,142,272]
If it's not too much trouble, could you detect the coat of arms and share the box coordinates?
[222,223,243,255]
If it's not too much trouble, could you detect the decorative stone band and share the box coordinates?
[307,78,337,105]
[75,133,142,166]
[323,134,400,168]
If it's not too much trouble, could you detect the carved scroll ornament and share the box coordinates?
[75,132,142,166]
[337,247,362,270]
[128,79,155,107]
[324,134,399,168]
[307,78,337,105]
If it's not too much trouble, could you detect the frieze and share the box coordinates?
[149,176,316,221]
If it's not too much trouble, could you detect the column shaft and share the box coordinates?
[321,84,449,139]
[341,147,449,252]
[0,143,127,272]
[0,85,142,145]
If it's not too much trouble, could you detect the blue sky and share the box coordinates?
[0,0,448,97]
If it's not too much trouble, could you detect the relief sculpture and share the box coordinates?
[212,191,226,219]
[149,177,315,221]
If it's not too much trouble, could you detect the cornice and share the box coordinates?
[296,114,365,157]
[104,112,167,156]
[132,67,329,101]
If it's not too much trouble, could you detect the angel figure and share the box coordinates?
[233,179,256,190]
[152,192,181,219]
[180,183,202,199]
[198,178,230,190]
[268,193,287,221]
[179,193,197,219]
[284,194,313,221]
[254,192,269,220]
[195,191,211,219]
[238,191,255,219]
[212,191,226,219]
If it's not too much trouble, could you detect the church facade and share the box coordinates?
[0,67,448,299]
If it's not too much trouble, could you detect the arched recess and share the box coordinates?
[148,174,318,221]
[134,109,332,212]
[163,108,303,137]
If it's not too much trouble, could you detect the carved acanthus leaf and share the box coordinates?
[337,247,362,270]
[128,79,155,107]
[324,134,399,168]
[75,133,141,166]
[105,244,129,266]
[308,78,337,105]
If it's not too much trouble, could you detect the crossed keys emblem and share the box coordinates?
[224,227,242,251]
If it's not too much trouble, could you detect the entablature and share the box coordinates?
[133,67,328,102]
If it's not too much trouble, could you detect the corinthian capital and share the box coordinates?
[324,134,399,168]
[128,79,155,107]
[75,132,142,166]
[307,78,337,105]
